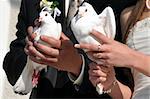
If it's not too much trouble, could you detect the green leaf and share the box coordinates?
[51,0,59,9]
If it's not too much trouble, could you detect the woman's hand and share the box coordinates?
[89,62,116,91]
[89,62,132,99]
[75,30,137,68]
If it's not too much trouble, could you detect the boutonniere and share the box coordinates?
[40,0,59,9]
[40,0,61,19]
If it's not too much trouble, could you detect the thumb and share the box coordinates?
[60,32,70,40]
[27,26,37,41]
[91,30,112,44]
[27,26,33,35]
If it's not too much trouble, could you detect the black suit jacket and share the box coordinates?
[3,0,136,98]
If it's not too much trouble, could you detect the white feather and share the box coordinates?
[71,2,116,95]
[71,2,116,49]
[13,7,62,94]
[34,7,61,44]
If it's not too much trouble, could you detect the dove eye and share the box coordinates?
[85,9,87,12]
[45,13,48,16]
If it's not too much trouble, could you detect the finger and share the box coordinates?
[89,69,107,77]
[89,62,100,70]
[87,54,106,65]
[45,57,58,63]
[74,43,101,52]
[98,77,107,82]
[24,41,34,55]
[24,46,29,55]
[95,59,111,66]
[40,35,61,48]
[27,26,37,41]
[99,44,112,52]
[28,45,46,59]
[99,59,115,67]
[87,52,103,63]
[89,62,109,72]
[94,76,106,83]
[100,65,111,73]
[25,37,29,43]
[30,33,37,40]
[93,53,109,59]
[87,52,107,62]
[29,56,45,65]
[27,26,34,35]
[89,76,98,87]
[95,59,107,65]
[61,32,69,40]
[29,55,58,65]
[90,30,112,44]
[75,43,111,52]
[34,42,59,57]
[89,76,106,86]
[25,38,33,46]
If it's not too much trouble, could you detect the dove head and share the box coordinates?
[77,2,97,18]
[39,7,54,24]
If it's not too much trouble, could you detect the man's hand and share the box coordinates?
[25,26,82,76]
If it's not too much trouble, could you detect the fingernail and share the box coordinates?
[93,53,98,57]
[28,46,33,50]
[93,53,101,58]
[74,44,80,48]
[40,35,43,39]
[34,41,38,46]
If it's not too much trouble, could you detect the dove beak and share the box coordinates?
[38,17,42,22]
[75,15,82,22]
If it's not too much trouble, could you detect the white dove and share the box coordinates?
[71,2,116,47]
[71,2,116,95]
[13,6,62,95]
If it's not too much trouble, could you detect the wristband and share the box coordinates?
[96,79,117,95]
[103,79,117,94]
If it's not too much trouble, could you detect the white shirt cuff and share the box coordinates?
[68,54,85,85]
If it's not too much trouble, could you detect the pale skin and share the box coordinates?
[74,1,150,77]
[74,2,150,98]
[74,0,150,77]
[88,62,131,99]
[75,30,132,98]
[74,31,133,99]
[25,26,82,76]
[75,30,150,76]
[120,4,150,76]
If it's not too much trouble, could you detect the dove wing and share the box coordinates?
[98,7,116,39]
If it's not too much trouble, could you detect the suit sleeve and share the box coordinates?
[3,0,28,86]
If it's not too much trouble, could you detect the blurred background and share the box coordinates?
[0,0,30,98]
